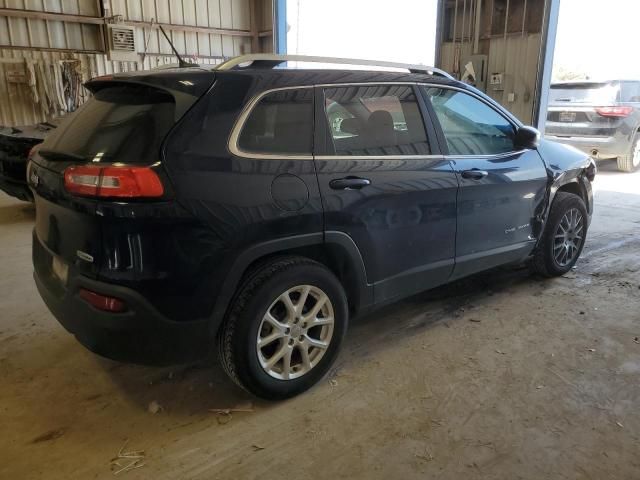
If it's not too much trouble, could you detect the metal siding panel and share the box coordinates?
[181,0,196,25]
[195,0,208,26]
[158,28,170,54]
[185,31,198,57]
[63,21,83,50]
[127,0,144,21]
[78,0,99,16]
[262,0,272,30]
[221,33,232,56]
[60,0,79,14]
[42,0,62,13]
[26,19,48,48]
[232,0,249,30]
[6,17,28,46]
[219,0,232,29]
[209,32,222,56]
[146,27,159,53]
[168,0,184,24]
[23,0,42,10]
[155,0,171,23]
[208,0,221,27]
[0,16,9,44]
[109,0,125,17]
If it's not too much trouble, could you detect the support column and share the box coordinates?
[273,0,287,54]
[534,0,560,132]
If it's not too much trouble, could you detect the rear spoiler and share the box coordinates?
[85,69,214,97]
[84,70,216,120]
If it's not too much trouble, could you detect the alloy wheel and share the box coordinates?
[553,208,584,267]
[256,285,334,380]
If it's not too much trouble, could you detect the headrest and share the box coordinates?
[340,117,362,135]
[367,110,394,129]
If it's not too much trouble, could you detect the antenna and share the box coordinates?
[158,25,196,68]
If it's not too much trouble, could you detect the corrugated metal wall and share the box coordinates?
[0,0,273,126]
[0,0,103,51]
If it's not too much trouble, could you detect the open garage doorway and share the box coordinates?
[285,0,439,66]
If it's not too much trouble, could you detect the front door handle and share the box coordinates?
[329,176,371,190]
[461,169,489,180]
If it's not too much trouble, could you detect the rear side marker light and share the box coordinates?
[64,165,164,198]
[595,106,633,118]
[79,288,127,313]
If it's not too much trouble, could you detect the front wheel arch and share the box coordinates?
[530,191,588,277]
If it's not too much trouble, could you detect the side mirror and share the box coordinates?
[515,126,541,149]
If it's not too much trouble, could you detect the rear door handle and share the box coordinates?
[329,176,371,190]
[461,169,489,180]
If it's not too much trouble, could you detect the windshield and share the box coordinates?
[40,85,177,164]
[549,82,620,104]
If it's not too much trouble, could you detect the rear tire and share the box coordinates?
[617,134,640,172]
[218,256,348,400]
[531,192,588,277]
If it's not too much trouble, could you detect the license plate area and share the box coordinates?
[559,111,577,122]
[52,256,69,286]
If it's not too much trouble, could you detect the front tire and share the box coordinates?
[531,192,588,277]
[218,256,348,400]
[617,134,640,172]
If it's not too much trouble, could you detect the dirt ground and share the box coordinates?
[1,161,638,480]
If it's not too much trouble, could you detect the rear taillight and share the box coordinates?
[63,165,164,198]
[79,288,127,313]
[595,106,633,117]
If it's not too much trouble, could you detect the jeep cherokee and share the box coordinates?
[29,54,596,399]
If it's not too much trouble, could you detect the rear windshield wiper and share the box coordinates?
[38,149,86,162]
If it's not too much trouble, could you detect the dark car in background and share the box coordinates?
[0,121,58,201]
[545,80,640,172]
[29,54,596,399]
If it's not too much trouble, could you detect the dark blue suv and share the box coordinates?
[29,55,596,399]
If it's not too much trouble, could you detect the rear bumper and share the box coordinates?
[544,134,629,159]
[0,176,32,202]
[33,232,211,366]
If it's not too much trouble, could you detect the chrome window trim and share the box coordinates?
[314,155,445,161]
[228,81,525,161]
[444,149,528,161]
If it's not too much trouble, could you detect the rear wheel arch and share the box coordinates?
[210,233,371,334]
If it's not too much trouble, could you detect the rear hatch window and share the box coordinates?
[40,85,176,165]
[30,76,213,281]
[549,82,620,105]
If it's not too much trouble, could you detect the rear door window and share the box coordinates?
[425,87,516,156]
[41,85,177,164]
[237,88,313,155]
[322,85,430,156]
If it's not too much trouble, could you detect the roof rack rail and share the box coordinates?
[213,54,454,80]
